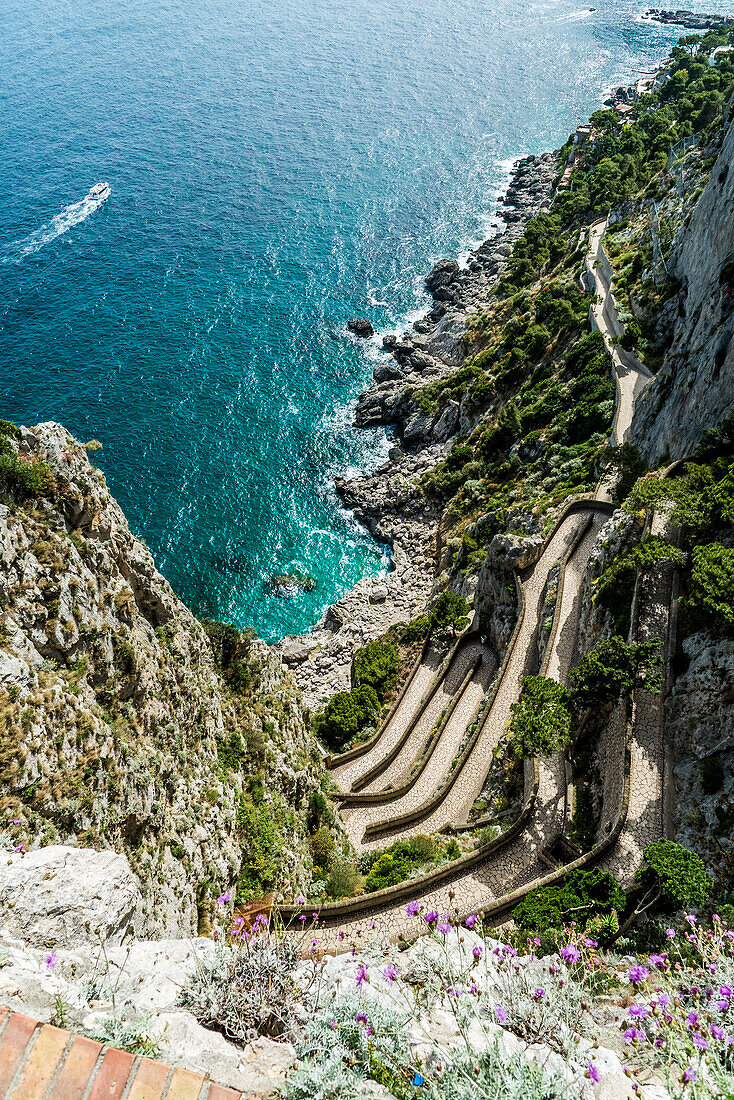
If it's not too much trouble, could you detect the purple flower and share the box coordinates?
[649,954,667,970]
[356,963,369,987]
[216,891,231,905]
[711,1024,725,1040]
[587,1062,600,1085]
[472,946,483,960]
[629,1004,650,1019]
[382,963,398,986]
[655,993,671,1007]
[330,1019,337,1029]
[561,944,580,964]
[295,895,305,905]
[465,914,478,929]
[533,988,545,1001]
[436,919,452,936]
[682,1067,696,1083]
[583,937,598,948]
[720,985,734,997]
[405,900,420,917]
[628,965,649,986]
[665,928,676,939]
[623,1027,646,1043]
[45,950,58,971]
[717,999,730,1012]
[356,1012,369,1026]
[686,1012,699,1029]
[693,1033,709,1050]
[424,910,439,925]
[494,1004,507,1024]
[685,912,697,925]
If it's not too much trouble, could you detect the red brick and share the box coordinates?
[0,1013,39,1095]
[46,1034,102,1100]
[127,1056,170,1100]
[87,1046,136,1100]
[208,1084,243,1100]
[165,1066,206,1099]
[9,1022,70,1099]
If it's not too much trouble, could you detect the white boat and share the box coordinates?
[89,181,111,201]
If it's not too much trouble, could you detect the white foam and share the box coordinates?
[2,186,110,264]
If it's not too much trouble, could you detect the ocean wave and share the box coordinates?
[2,186,109,264]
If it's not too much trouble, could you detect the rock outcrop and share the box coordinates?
[0,423,326,935]
[630,114,734,462]
[279,153,558,709]
[0,845,142,948]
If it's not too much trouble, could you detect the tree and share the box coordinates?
[513,868,625,933]
[569,636,662,712]
[353,637,400,698]
[313,685,380,752]
[507,676,572,758]
[606,840,713,946]
[683,542,734,633]
[429,591,471,636]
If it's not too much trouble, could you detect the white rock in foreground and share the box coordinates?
[0,846,142,948]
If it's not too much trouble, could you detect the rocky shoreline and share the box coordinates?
[276,151,557,710]
[644,8,734,32]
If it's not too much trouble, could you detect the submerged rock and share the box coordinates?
[348,318,375,338]
[266,572,317,596]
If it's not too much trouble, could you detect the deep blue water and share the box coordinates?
[0,0,716,639]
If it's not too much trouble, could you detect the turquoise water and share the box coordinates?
[0,0,709,639]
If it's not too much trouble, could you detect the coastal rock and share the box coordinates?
[631,114,734,461]
[348,318,375,338]
[280,153,558,708]
[0,422,324,934]
[0,845,142,949]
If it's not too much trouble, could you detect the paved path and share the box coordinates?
[339,643,496,847]
[277,220,669,951]
[330,644,443,791]
[587,218,653,447]
[0,1007,242,1100]
[356,638,494,795]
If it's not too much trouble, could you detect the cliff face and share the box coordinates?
[0,423,323,936]
[630,113,734,461]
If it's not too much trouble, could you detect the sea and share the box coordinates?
[0,0,721,640]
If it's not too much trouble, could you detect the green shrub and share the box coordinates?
[216,730,244,771]
[325,859,359,899]
[400,591,470,645]
[364,835,437,893]
[236,794,285,899]
[512,868,625,933]
[682,542,734,633]
[507,676,572,758]
[569,636,662,712]
[353,637,400,699]
[0,453,55,501]
[638,839,713,912]
[313,685,380,752]
[307,827,336,873]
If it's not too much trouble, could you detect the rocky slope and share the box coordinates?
[278,153,557,709]
[630,109,734,462]
[0,422,327,935]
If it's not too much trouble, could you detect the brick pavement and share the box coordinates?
[0,1008,245,1100]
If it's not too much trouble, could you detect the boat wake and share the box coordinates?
[2,183,110,264]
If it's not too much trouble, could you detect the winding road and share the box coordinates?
[281,220,668,947]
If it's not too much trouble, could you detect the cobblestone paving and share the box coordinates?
[330,645,444,791]
[359,639,495,795]
[291,223,667,951]
[588,219,653,447]
[340,644,496,848]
